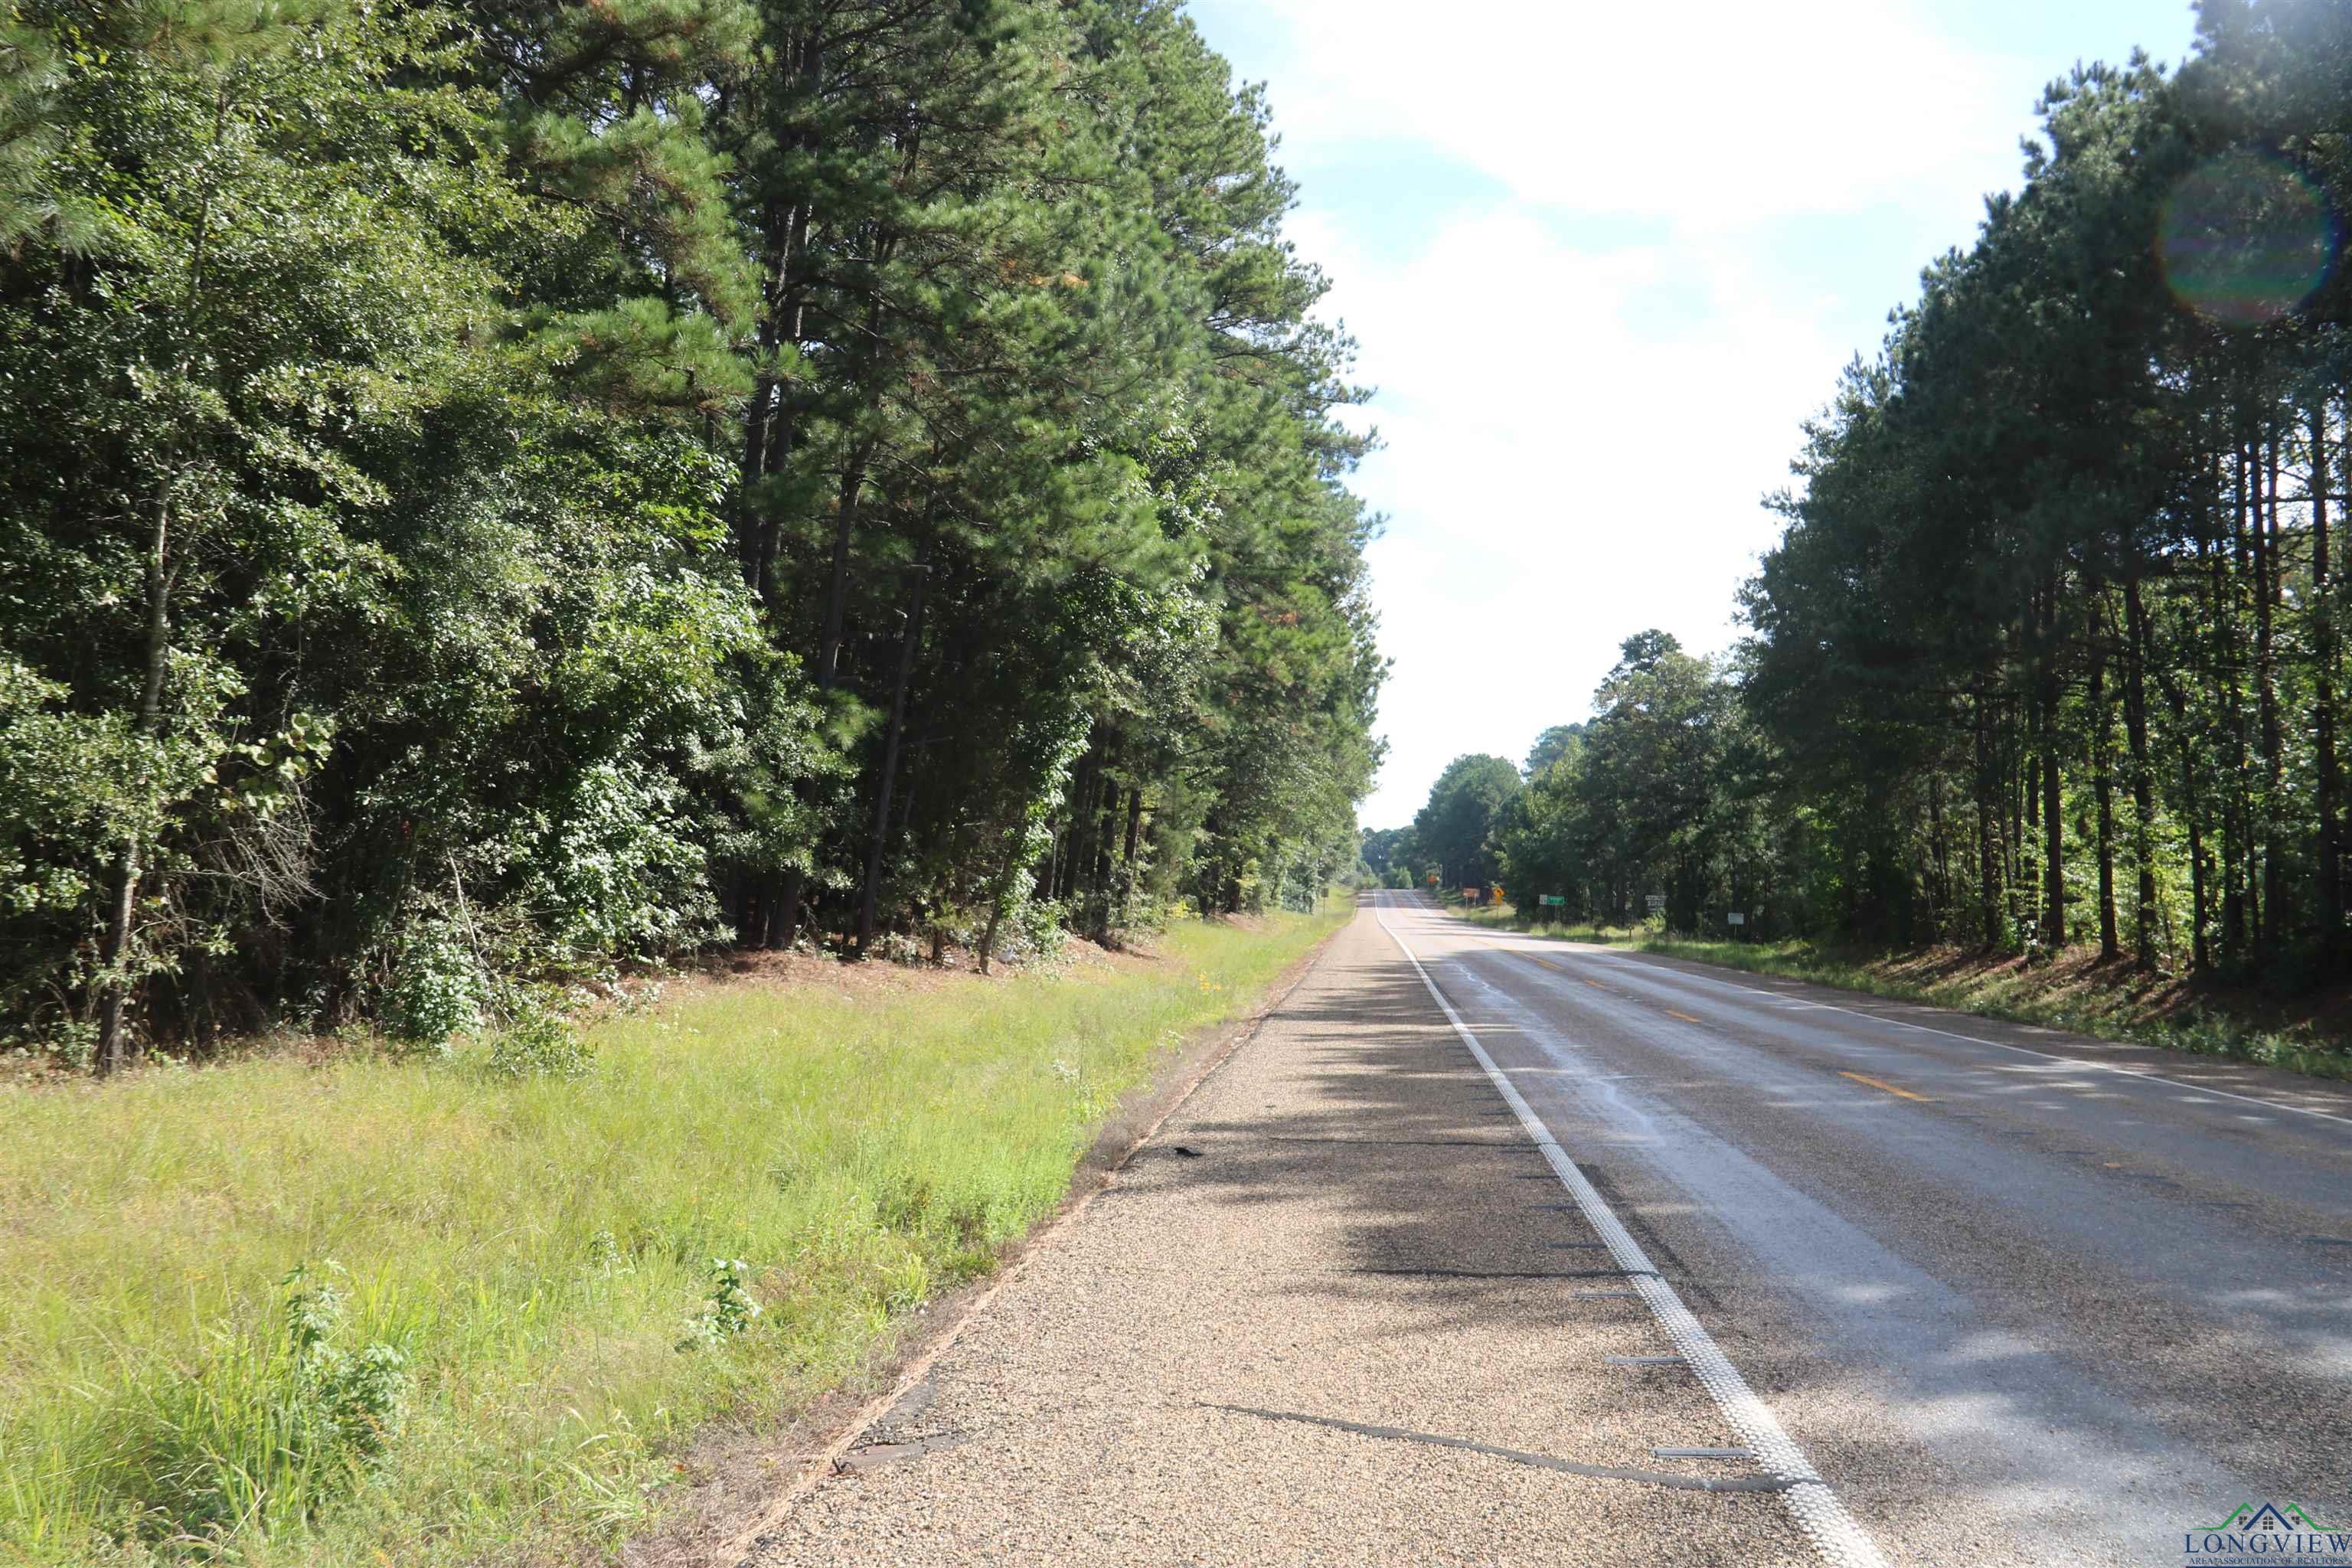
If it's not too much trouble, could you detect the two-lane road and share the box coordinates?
[1377,889,2352,1563]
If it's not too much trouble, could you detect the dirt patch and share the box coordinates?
[677,930,1158,1001]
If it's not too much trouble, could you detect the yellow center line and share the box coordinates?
[1840,1070,1934,1103]
[1664,1008,1701,1023]
[1583,978,1609,991]
[1527,956,1564,972]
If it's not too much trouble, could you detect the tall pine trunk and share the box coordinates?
[1119,786,1145,929]
[2090,599,2118,961]
[2040,581,2066,949]
[1975,685,2004,947]
[2164,609,2213,972]
[856,548,930,954]
[2124,573,2160,966]
[2316,401,2344,965]
[2218,462,2249,959]
[2256,430,2285,951]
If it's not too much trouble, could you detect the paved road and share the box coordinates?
[748,892,2352,1566]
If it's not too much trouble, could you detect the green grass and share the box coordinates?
[1452,905,2352,1083]
[0,909,1341,1566]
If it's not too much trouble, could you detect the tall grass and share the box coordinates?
[0,910,1339,1566]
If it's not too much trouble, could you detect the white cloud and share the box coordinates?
[1189,0,2200,826]
[1259,0,2017,229]
[1325,208,1843,817]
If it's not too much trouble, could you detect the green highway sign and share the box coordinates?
[1540,894,1566,906]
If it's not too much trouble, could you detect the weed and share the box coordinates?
[676,1259,761,1351]
[871,931,926,967]
[480,1011,596,1080]
[381,918,488,1048]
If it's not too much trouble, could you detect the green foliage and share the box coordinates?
[1499,5,2352,986]
[0,0,1380,1063]
[380,919,488,1050]
[1496,632,1764,930]
[51,1261,410,1552]
[480,1011,596,1081]
[675,1257,761,1351]
[1410,753,1522,890]
[278,1264,410,1472]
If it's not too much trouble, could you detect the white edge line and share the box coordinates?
[1472,925,2352,1131]
[1374,897,1891,1568]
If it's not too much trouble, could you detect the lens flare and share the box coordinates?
[2158,150,2339,326]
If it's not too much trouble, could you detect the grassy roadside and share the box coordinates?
[1451,904,2352,1084]
[0,907,1344,1567]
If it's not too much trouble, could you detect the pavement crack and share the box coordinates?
[1200,1404,1792,1494]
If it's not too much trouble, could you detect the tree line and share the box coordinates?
[1388,0,2351,984]
[0,0,1384,1073]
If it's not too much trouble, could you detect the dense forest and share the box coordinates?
[0,0,1385,1073]
[1387,0,2352,985]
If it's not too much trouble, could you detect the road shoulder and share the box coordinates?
[619,914,1344,1568]
[740,903,1816,1566]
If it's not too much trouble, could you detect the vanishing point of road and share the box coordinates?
[747,890,2352,1566]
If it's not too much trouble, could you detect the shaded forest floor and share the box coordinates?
[1455,906,2352,1083]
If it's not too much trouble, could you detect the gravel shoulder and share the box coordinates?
[745,900,1816,1566]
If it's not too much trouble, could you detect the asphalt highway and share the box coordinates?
[747,892,2352,1566]
[1378,889,2352,1564]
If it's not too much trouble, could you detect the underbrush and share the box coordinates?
[1452,905,2352,1083]
[0,910,1341,1566]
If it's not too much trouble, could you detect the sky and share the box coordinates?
[1181,0,2207,830]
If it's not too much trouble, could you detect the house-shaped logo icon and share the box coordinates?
[2189,1498,2350,1538]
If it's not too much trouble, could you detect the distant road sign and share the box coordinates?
[1727,911,1746,926]
[1540,893,1565,907]
[1645,893,1667,912]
